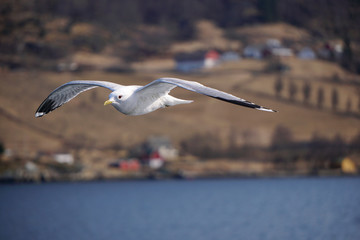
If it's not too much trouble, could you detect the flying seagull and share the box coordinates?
[35,77,276,118]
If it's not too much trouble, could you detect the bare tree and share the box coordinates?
[331,88,339,111]
[356,88,360,113]
[350,131,360,152]
[317,87,325,109]
[346,97,352,114]
[288,81,298,102]
[181,131,223,158]
[274,73,284,98]
[302,81,311,105]
[271,125,293,149]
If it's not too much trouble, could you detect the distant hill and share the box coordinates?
[1,0,359,73]
[1,58,359,157]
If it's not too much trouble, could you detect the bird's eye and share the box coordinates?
[118,95,122,99]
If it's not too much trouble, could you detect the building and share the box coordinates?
[297,47,316,59]
[175,50,220,72]
[266,39,281,48]
[109,158,140,171]
[220,51,241,62]
[271,47,294,57]
[243,45,263,59]
[140,136,179,169]
[53,153,74,164]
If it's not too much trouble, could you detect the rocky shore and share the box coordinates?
[1,158,357,184]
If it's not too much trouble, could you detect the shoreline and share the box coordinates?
[1,168,358,184]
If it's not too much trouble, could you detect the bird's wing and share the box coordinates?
[135,77,276,112]
[35,80,122,117]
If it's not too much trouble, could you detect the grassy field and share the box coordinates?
[1,58,360,157]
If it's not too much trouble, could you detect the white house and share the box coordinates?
[297,47,316,59]
[54,153,74,164]
[266,38,281,48]
[243,45,263,59]
[175,50,220,72]
[220,51,241,62]
[271,47,294,57]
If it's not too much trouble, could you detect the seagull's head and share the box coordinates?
[104,89,130,107]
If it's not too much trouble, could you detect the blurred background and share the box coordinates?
[1,0,360,181]
[1,1,360,240]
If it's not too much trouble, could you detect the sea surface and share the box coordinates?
[1,177,359,240]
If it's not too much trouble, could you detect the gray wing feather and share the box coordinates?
[35,80,121,117]
[136,77,276,112]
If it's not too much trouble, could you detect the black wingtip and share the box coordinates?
[35,99,56,118]
[210,96,277,112]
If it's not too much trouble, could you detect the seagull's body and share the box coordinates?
[35,77,276,118]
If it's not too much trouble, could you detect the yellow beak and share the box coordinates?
[104,100,114,106]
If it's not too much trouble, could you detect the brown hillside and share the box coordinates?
[1,58,360,156]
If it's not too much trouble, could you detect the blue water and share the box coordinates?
[0,177,359,240]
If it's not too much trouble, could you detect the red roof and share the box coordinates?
[205,50,220,60]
